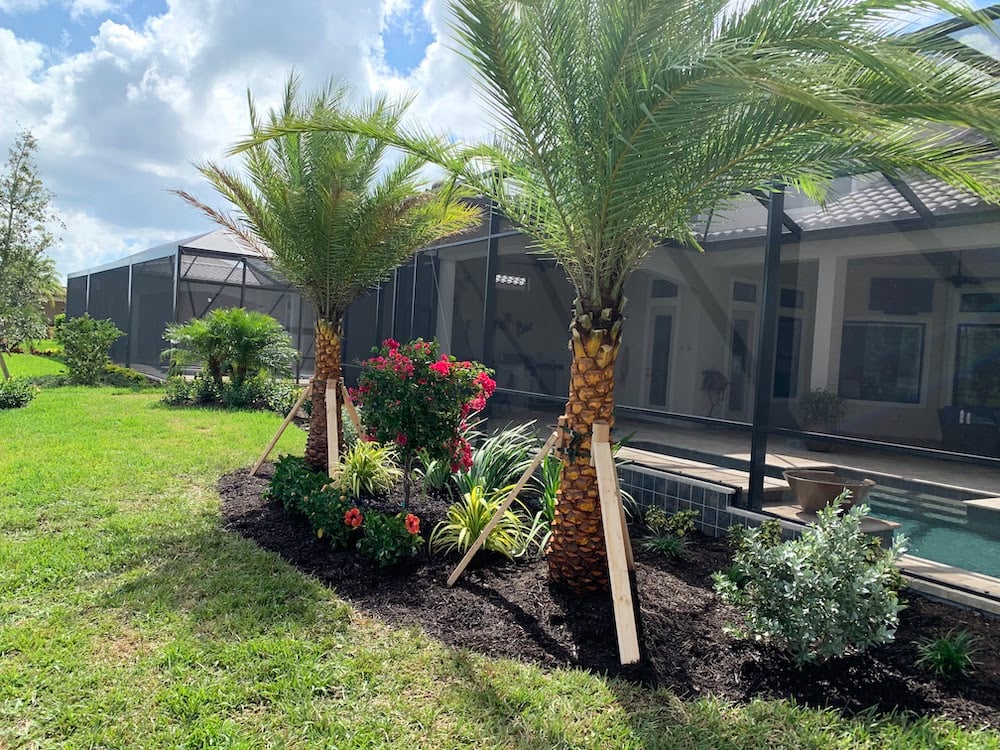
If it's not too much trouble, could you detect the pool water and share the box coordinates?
[866,487,1000,579]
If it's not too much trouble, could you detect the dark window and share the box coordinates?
[838,322,924,403]
[779,288,804,309]
[960,293,1000,314]
[954,325,1000,407]
[732,281,757,303]
[651,279,678,298]
[773,316,802,398]
[869,277,934,315]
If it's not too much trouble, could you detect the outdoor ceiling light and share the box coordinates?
[495,273,529,291]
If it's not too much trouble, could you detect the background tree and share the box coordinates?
[0,129,62,378]
[177,76,481,471]
[245,0,1000,593]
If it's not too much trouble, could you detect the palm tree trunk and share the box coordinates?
[547,303,623,594]
[305,317,343,472]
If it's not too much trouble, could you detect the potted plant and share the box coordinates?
[795,388,846,452]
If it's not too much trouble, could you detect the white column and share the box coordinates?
[810,255,848,390]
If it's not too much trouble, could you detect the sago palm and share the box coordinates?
[241,0,1000,592]
[177,76,481,471]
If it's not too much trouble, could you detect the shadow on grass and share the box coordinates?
[99,518,350,637]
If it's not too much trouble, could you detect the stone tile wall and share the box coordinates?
[618,465,740,537]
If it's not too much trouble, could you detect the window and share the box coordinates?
[954,325,1000,407]
[651,279,678,298]
[838,322,924,404]
[773,316,802,398]
[732,281,757,303]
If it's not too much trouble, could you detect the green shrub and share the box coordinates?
[28,373,70,388]
[0,377,38,409]
[299,486,354,549]
[666,509,699,537]
[191,374,221,405]
[161,376,192,405]
[729,519,783,554]
[429,485,527,560]
[335,441,401,499]
[915,630,978,677]
[266,454,329,512]
[713,498,907,666]
[55,314,123,385]
[356,511,423,567]
[341,403,359,447]
[101,364,152,389]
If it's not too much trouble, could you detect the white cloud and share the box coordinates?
[0,0,494,279]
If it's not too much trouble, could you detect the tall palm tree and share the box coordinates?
[177,76,481,471]
[241,0,1000,592]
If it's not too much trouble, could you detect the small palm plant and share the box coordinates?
[164,307,297,388]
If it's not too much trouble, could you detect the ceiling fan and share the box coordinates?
[945,251,984,288]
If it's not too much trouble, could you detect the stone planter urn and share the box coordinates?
[782,469,876,513]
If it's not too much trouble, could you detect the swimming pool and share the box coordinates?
[866,487,1000,579]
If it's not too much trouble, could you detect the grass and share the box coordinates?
[3,351,67,377]
[2,388,999,748]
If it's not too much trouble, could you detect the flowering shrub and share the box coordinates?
[352,338,495,503]
[356,510,424,567]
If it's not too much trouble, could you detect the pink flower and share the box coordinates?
[344,508,364,528]
[404,513,420,535]
[474,371,497,396]
[384,338,400,351]
[429,359,451,376]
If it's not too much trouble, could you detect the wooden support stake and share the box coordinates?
[447,431,560,587]
[340,382,363,435]
[248,377,314,476]
[592,422,641,665]
[613,465,635,572]
[327,379,340,478]
[0,353,9,380]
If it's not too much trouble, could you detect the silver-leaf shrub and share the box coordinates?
[713,498,907,666]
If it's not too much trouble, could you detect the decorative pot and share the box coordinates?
[782,469,876,513]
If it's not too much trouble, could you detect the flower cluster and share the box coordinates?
[352,338,495,495]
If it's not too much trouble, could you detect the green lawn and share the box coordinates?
[1,388,997,748]
[3,351,67,377]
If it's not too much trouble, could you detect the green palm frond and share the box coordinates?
[175,74,482,323]
[231,1,1000,318]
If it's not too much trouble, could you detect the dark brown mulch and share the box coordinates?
[219,465,1000,731]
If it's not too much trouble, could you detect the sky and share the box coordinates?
[2,1,998,280]
[0,0,488,278]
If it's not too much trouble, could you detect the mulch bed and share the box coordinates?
[220,465,1000,730]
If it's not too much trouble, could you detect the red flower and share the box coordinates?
[404,513,420,534]
[345,508,364,528]
[384,338,400,351]
[474,371,497,396]
[429,358,451,376]
[396,433,408,446]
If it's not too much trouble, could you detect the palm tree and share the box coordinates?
[241,0,1000,592]
[177,76,481,471]
[163,307,298,388]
